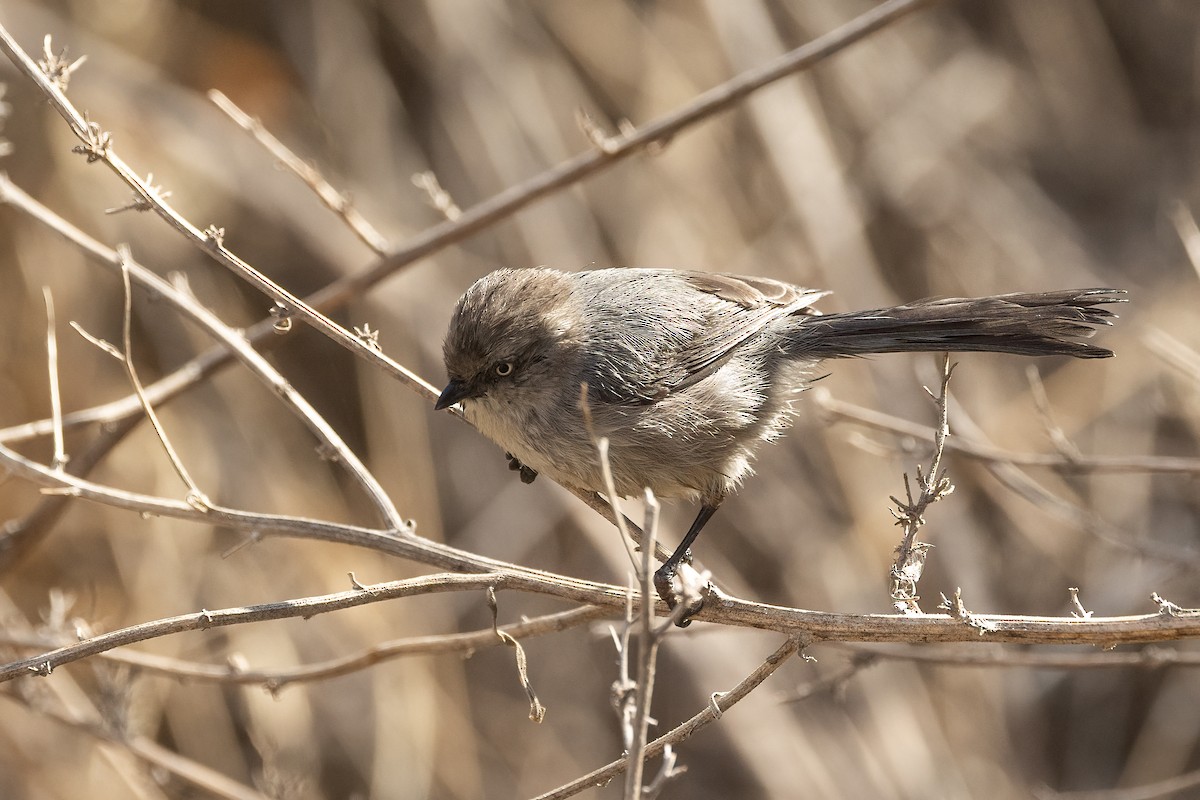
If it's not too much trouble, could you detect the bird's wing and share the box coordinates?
[578,269,828,403]
[676,271,826,373]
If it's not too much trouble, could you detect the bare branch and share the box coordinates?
[890,355,955,612]
[208,89,390,254]
[4,437,1200,649]
[828,642,1200,670]
[0,176,407,531]
[41,287,66,470]
[411,170,462,221]
[534,636,803,800]
[359,0,944,291]
[1,606,606,688]
[1,692,271,800]
[114,245,210,509]
[814,389,1200,475]
[625,490,666,800]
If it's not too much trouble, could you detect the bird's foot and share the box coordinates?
[504,452,538,484]
[653,562,711,627]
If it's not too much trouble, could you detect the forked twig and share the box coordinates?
[0,177,406,531]
[535,636,802,800]
[70,248,210,510]
[890,355,956,612]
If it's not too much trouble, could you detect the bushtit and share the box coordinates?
[437,268,1122,621]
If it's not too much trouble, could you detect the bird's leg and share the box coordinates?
[654,502,719,626]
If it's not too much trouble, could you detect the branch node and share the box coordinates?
[185,491,211,512]
[411,171,462,221]
[576,108,623,154]
[708,691,726,719]
[1068,587,1093,619]
[38,35,87,91]
[269,302,293,334]
[105,173,171,214]
[353,323,381,352]
[1151,592,1195,617]
[938,587,996,634]
[202,224,225,249]
[71,116,111,163]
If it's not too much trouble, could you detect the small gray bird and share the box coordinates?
[436,268,1123,622]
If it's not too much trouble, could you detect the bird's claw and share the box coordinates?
[653,562,710,627]
[504,452,538,484]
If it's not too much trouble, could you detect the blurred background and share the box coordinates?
[2,1,1200,798]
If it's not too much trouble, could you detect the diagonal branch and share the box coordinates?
[534,636,803,800]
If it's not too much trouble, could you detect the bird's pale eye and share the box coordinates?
[494,361,514,377]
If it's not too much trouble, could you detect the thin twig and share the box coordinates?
[579,382,672,563]
[533,636,803,800]
[611,588,638,752]
[2,606,606,688]
[113,246,209,510]
[41,287,66,470]
[1026,365,1083,462]
[828,642,1200,670]
[0,693,271,800]
[0,573,526,681]
[1036,766,1200,800]
[640,745,685,800]
[207,90,390,254]
[625,490,665,800]
[581,382,640,574]
[889,355,956,612]
[411,170,462,221]
[813,389,1200,475]
[356,0,943,291]
[0,176,407,531]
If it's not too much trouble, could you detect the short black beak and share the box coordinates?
[435,379,472,411]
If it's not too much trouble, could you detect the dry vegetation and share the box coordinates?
[2,1,1200,798]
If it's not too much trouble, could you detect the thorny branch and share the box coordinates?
[890,355,956,613]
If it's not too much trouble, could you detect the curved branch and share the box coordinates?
[3,438,1200,664]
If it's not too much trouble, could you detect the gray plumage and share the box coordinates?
[439,267,1120,505]
[437,267,1123,615]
